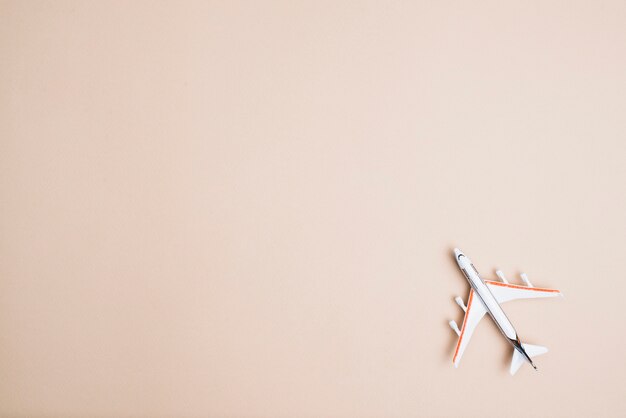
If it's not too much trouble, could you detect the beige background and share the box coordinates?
[2,1,626,417]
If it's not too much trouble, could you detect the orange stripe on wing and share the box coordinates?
[452,289,474,364]
[484,280,560,293]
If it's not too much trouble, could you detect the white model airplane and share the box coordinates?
[449,248,562,375]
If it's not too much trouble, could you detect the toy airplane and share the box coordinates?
[448,248,562,375]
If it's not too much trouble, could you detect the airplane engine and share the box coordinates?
[520,273,533,287]
[448,320,460,336]
[454,296,467,312]
[495,270,508,283]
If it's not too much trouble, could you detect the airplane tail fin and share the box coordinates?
[510,344,548,375]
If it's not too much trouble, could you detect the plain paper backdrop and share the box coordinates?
[1,1,625,416]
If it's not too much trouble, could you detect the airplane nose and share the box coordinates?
[454,248,463,258]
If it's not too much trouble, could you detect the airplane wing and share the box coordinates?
[485,280,562,304]
[452,289,487,368]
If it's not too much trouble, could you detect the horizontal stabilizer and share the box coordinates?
[523,343,548,358]
[510,344,548,375]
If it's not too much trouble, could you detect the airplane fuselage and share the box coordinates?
[454,249,536,368]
